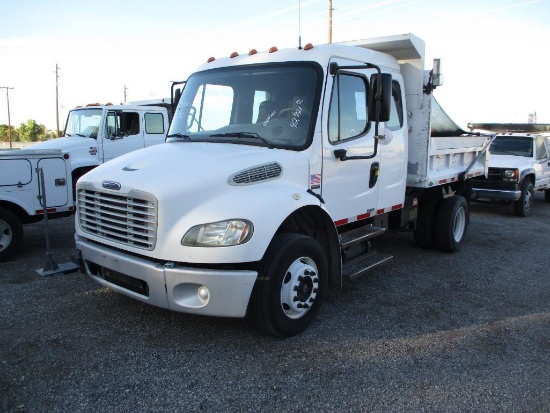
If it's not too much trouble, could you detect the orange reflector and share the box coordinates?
[207,56,216,63]
[230,52,239,58]
[269,46,278,53]
[105,102,113,106]
[304,43,314,50]
[249,49,258,56]
[86,103,100,107]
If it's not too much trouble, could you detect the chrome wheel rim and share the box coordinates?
[280,257,319,319]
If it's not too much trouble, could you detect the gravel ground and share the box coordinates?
[1,193,549,412]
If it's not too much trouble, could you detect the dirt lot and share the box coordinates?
[1,194,549,412]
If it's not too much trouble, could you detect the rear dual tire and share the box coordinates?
[414,196,468,253]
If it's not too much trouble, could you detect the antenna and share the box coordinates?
[298,0,302,49]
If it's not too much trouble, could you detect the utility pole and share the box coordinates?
[123,84,128,102]
[1,86,14,148]
[328,0,333,44]
[55,63,60,137]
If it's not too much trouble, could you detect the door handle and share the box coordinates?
[369,162,379,188]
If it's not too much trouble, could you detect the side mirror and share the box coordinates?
[432,58,444,87]
[173,88,182,109]
[368,73,392,123]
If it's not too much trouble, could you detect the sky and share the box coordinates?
[0,0,549,132]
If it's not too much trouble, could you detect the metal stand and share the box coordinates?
[36,167,79,276]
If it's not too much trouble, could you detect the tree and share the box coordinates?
[0,120,55,143]
[0,124,19,143]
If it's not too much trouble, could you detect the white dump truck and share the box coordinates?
[0,98,177,261]
[0,149,73,261]
[75,34,491,336]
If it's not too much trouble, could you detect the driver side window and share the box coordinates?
[536,136,548,160]
[328,74,368,143]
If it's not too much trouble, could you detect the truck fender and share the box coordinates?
[158,185,327,265]
[519,169,535,183]
[0,193,34,217]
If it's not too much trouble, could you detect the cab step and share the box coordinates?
[342,251,393,281]
[339,225,385,249]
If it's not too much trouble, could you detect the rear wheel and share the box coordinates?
[0,207,24,262]
[514,179,534,217]
[434,196,468,253]
[248,233,328,337]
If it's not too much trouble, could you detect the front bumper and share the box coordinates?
[76,237,258,318]
[471,187,521,201]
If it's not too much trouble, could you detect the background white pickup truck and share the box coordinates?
[471,130,550,216]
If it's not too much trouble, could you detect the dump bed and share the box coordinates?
[406,95,490,188]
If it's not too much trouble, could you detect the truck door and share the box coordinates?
[36,157,70,208]
[143,111,168,148]
[536,136,550,188]
[321,64,380,224]
[102,110,145,162]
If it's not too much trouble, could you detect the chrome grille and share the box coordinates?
[77,187,157,250]
[230,162,282,185]
[487,167,503,182]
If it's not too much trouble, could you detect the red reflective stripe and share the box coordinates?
[357,213,371,220]
[391,204,402,211]
[439,179,447,184]
[334,219,348,226]
[376,208,385,215]
[35,208,57,214]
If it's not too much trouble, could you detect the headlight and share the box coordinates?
[181,219,253,247]
[503,169,518,181]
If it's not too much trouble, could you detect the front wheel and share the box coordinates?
[0,207,24,262]
[514,179,534,217]
[434,196,468,253]
[248,233,328,337]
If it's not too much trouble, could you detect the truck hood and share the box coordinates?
[28,136,97,152]
[80,142,310,198]
[489,154,533,169]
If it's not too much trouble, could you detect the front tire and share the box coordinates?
[514,179,534,217]
[0,207,24,262]
[248,233,328,337]
[434,196,468,253]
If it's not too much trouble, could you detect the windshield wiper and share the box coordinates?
[209,132,273,148]
[166,133,191,141]
[75,133,86,137]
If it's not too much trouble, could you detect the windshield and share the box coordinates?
[490,136,533,157]
[168,63,322,150]
[64,108,102,139]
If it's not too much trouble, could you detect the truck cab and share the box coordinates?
[472,132,550,216]
[28,100,172,184]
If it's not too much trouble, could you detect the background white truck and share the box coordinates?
[0,98,177,261]
[75,33,491,336]
[468,123,550,216]
[30,99,174,189]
